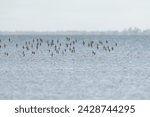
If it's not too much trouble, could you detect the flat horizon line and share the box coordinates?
[0,28,150,35]
[0,28,150,32]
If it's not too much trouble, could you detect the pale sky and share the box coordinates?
[0,0,150,31]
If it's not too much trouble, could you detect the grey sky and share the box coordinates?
[0,0,150,31]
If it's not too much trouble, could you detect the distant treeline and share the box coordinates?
[0,28,150,35]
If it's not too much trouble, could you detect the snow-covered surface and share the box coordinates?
[0,35,150,99]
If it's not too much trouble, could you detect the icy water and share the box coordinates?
[0,35,150,99]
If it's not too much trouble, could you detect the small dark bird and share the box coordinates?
[26,46,29,50]
[66,37,70,41]
[33,39,35,43]
[57,40,59,43]
[31,44,33,48]
[4,44,6,48]
[83,41,85,46]
[103,46,107,51]
[51,53,53,57]
[92,51,96,55]
[99,41,103,45]
[40,38,43,43]
[4,52,8,56]
[23,51,25,57]
[66,43,68,48]
[36,45,38,50]
[97,44,99,49]
[32,51,35,55]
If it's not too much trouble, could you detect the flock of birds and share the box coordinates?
[0,37,118,58]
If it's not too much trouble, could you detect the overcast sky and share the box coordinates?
[0,0,150,31]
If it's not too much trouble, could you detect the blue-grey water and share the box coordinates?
[0,35,150,99]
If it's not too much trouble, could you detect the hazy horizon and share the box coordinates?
[0,0,150,31]
[0,27,150,32]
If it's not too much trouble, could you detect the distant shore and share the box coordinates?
[0,28,150,35]
[0,31,150,36]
